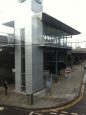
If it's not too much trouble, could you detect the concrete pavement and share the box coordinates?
[0,63,84,109]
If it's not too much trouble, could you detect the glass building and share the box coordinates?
[0,0,80,94]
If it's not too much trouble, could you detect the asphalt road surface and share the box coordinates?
[63,83,86,115]
[0,106,31,115]
[0,90,86,115]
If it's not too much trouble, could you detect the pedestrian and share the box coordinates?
[3,81,8,95]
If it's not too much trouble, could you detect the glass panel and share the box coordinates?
[42,23,70,47]
[63,38,67,46]
[60,38,64,46]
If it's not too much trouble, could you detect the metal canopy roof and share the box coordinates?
[3,13,81,35]
[42,12,81,35]
[3,21,14,28]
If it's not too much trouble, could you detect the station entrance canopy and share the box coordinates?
[42,13,80,35]
[2,12,81,48]
[40,13,81,49]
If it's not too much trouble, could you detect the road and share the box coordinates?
[63,81,86,115]
[0,72,86,115]
[0,91,86,115]
[0,106,31,115]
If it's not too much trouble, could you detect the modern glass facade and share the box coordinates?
[42,23,72,47]
[0,34,15,85]
[0,0,80,94]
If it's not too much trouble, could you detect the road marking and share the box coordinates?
[29,112,34,115]
[59,113,65,115]
[50,109,58,112]
[0,107,5,111]
[38,80,84,113]
[55,87,83,111]
[35,113,43,115]
[61,111,68,114]
[71,113,78,115]
[50,112,57,115]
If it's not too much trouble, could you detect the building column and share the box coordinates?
[15,28,21,91]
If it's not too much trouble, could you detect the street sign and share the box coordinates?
[18,0,26,3]
[65,67,71,89]
[65,67,71,78]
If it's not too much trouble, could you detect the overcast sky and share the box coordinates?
[0,0,86,44]
[44,0,86,44]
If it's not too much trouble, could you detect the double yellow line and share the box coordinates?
[40,85,84,113]
[56,84,84,111]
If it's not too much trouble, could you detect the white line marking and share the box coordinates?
[50,112,57,115]
[35,113,43,115]
[0,107,5,111]
[61,111,68,114]
[59,113,65,115]
[50,109,58,112]
[29,111,34,115]
[71,113,78,115]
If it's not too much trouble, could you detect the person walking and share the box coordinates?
[3,81,8,95]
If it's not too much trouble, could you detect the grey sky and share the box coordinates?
[0,0,86,43]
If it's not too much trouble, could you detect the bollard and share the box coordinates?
[27,94,33,105]
[30,94,33,105]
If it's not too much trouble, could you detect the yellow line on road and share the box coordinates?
[40,90,83,112]
[40,82,84,113]
[56,85,84,111]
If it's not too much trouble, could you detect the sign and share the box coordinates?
[31,0,43,13]
[34,0,41,4]
[18,0,26,3]
[65,68,71,89]
[65,67,71,78]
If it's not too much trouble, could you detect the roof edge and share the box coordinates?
[42,12,81,35]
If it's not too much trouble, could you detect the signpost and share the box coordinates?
[46,78,52,95]
[65,67,71,89]
[65,67,71,78]
[44,70,52,95]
